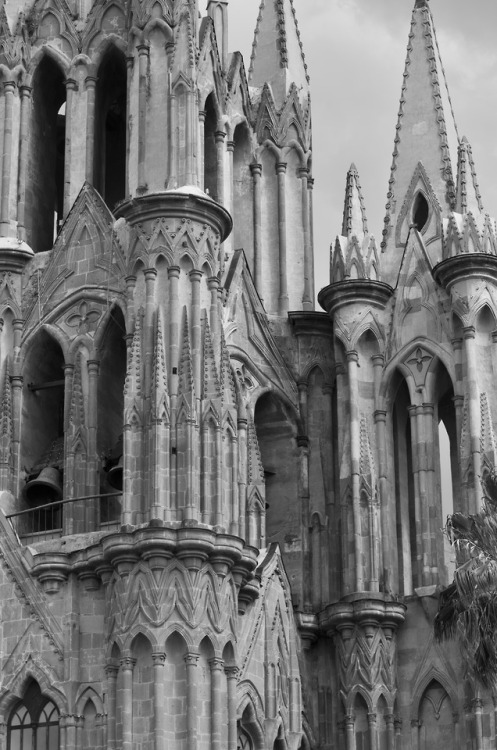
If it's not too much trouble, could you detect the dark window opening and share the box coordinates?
[8,680,60,750]
[204,94,218,199]
[27,57,66,252]
[413,192,429,231]
[95,48,127,209]
[21,331,65,533]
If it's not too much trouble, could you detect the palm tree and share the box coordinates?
[435,472,497,690]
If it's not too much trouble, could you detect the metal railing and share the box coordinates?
[6,492,122,542]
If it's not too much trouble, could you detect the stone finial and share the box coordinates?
[342,163,368,238]
[456,136,484,215]
[415,0,429,8]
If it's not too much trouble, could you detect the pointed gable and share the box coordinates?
[249,0,309,110]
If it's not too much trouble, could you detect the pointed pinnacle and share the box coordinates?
[415,0,429,8]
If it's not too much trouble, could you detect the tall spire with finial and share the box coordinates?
[380,0,459,280]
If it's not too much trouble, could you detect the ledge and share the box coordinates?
[433,253,497,291]
[288,311,334,337]
[115,189,233,242]
[30,523,260,604]
[318,279,393,316]
[319,593,406,634]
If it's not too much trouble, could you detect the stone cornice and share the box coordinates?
[319,593,406,635]
[433,253,497,291]
[115,189,233,243]
[288,311,334,337]
[318,279,393,317]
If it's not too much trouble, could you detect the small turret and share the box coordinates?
[331,164,380,283]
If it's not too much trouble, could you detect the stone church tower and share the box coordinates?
[0,0,494,748]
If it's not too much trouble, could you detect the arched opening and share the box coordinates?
[412,192,429,232]
[354,694,370,750]
[164,632,188,750]
[418,680,455,748]
[8,679,60,750]
[27,56,66,252]
[433,361,458,585]
[21,331,65,533]
[377,695,389,750]
[204,94,218,199]
[81,699,97,747]
[130,634,154,749]
[94,47,127,208]
[232,122,254,264]
[254,392,299,552]
[392,374,415,594]
[98,307,126,525]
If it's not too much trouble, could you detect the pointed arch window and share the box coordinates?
[8,689,60,750]
[412,192,429,232]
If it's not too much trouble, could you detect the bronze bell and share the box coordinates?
[107,455,123,491]
[25,466,63,506]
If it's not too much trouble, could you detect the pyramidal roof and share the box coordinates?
[249,0,310,108]
[382,0,459,252]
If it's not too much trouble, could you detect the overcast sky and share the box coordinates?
[204,0,497,299]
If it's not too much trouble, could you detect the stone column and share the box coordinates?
[198,110,206,189]
[299,166,313,310]
[10,371,23,496]
[408,404,422,587]
[250,163,263,297]
[64,714,77,750]
[344,713,355,750]
[225,666,238,750]
[463,325,482,512]
[168,266,180,518]
[0,80,15,233]
[209,657,224,750]
[207,276,220,346]
[63,78,77,217]
[120,656,136,750]
[368,712,378,750]
[105,664,119,750]
[184,652,199,750]
[87,359,100,520]
[215,130,226,205]
[410,718,419,750]
[125,56,134,195]
[137,44,150,191]
[237,417,247,540]
[394,717,402,748]
[276,161,288,314]
[474,698,483,750]
[385,714,395,750]
[347,349,363,591]
[189,269,202,400]
[16,84,31,238]
[152,651,166,750]
[85,76,97,183]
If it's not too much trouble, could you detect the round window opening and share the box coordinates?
[413,192,429,231]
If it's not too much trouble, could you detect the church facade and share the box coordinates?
[0,0,494,747]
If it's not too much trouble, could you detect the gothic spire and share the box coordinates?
[381,0,459,268]
[342,163,368,238]
[249,0,310,108]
